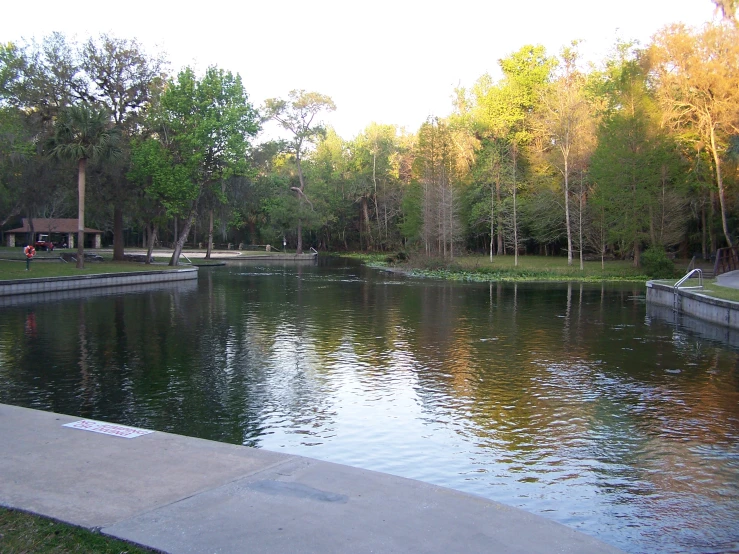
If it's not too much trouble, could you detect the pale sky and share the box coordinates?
[1,0,720,140]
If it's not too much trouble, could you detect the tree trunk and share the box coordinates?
[77,158,87,269]
[496,177,503,255]
[564,157,572,266]
[709,190,717,253]
[490,184,494,262]
[296,218,303,254]
[145,224,157,265]
[701,200,707,259]
[248,220,256,245]
[362,196,372,249]
[578,172,584,271]
[513,153,518,267]
[710,125,732,247]
[206,208,214,260]
[112,204,125,261]
[372,151,382,246]
[169,209,196,266]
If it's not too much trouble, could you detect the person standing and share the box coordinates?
[24,244,36,270]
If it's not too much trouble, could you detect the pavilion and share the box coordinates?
[5,218,103,249]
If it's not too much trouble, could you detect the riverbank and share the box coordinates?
[0,267,197,297]
[647,279,739,329]
[354,254,655,282]
[0,403,622,554]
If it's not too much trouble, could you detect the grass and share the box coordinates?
[654,278,739,303]
[701,283,739,302]
[0,258,183,281]
[0,245,296,280]
[0,247,194,281]
[0,507,156,553]
[369,253,653,282]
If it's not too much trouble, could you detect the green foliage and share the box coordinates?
[128,138,195,217]
[50,104,121,164]
[640,246,676,278]
[157,66,259,184]
[399,181,423,242]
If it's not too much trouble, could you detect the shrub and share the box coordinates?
[641,247,676,278]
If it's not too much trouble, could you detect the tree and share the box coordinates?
[467,46,554,264]
[712,0,738,26]
[128,137,191,263]
[590,45,687,266]
[6,34,85,125]
[537,44,593,267]
[264,90,336,254]
[50,104,121,268]
[80,34,166,260]
[151,66,259,265]
[1,36,84,232]
[650,23,739,247]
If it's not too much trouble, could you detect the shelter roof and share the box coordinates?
[6,218,103,234]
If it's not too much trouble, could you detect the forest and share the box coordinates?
[1,10,738,268]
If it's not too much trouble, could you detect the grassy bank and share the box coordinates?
[654,278,739,303]
[351,252,739,303]
[0,247,193,281]
[0,507,155,553]
[353,253,656,282]
[0,259,183,281]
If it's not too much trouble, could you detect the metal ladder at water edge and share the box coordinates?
[673,268,703,312]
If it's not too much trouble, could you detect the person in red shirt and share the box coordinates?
[24,244,36,270]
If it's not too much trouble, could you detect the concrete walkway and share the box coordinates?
[716,269,739,289]
[0,403,623,553]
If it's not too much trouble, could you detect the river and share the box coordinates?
[1,257,737,553]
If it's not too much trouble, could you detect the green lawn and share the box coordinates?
[373,253,656,282]
[0,507,155,553]
[0,251,183,281]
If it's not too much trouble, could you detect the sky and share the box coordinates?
[0,0,720,140]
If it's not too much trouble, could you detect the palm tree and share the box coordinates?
[50,104,120,268]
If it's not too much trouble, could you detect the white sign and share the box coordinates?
[63,419,154,439]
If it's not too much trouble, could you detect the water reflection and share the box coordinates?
[1,259,738,554]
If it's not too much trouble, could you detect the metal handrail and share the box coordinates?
[673,268,703,313]
[310,247,318,254]
[714,246,739,277]
[674,268,703,290]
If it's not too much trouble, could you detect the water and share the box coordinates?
[1,257,738,554]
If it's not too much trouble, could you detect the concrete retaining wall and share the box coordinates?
[646,281,739,329]
[0,268,198,297]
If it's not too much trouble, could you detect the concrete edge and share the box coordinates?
[0,268,198,297]
[0,403,624,554]
[646,280,739,328]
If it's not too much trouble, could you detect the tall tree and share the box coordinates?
[650,23,739,247]
[590,45,687,266]
[536,44,592,267]
[151,66,259,265]
[80,34,166,260]
[264,90,336,254]
[50,104,121,268]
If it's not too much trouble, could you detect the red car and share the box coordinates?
[34,234,55,251]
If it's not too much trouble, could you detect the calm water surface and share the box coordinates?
[1,258,738,553]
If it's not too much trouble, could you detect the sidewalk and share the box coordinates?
[716,269,739,289]
[0,403,623,553]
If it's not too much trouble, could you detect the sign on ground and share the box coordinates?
[63,419,154,439]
